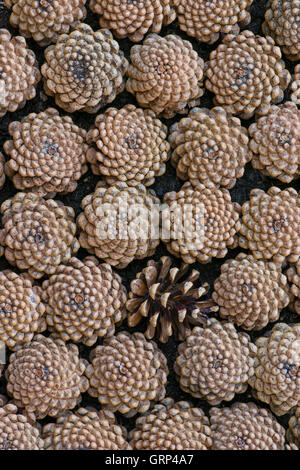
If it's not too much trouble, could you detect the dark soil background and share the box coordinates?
[0,0,300,439]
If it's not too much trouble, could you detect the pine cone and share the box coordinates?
[286,260,300,315]
[86,331,168,417]
[90,0,176,42]
[3,108,88,197]
[239,187,300,264]
[210,402,286,450]
[287,407,300,448]
[5,334,89,420]
[290,64,300,105]
[212,253,290,330]
[0,152,5,189]
[41,23,128,113]
[43,408,131,450]
[249,323,300,416]
[86,104,170,187]
[0,395,7,407]
[174,0,253,44]
[126,34,205,119]
[6,0,87,46]
[162,182,241,264]
[263,0,300,61]
[77,182,160,269]
[205,30,291,119]
[42,256,127,346]
[169,106,252,189]
[0,192,80,279]
[0,29,41,117]
[127,256,218,343]
[129,398,212,450]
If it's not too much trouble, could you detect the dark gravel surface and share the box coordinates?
[0,0,300,437]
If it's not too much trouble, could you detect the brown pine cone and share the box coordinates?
[205,30,291,119]
[239,187,300,264]
[43,408,131,450]
[3,108,88,197]
[263,0,300,61]
[86,331,168,417]
[90,0,176,42]
[0,192,80,279]
[174,0,253,44]
[0,395,7,407]
[127,256,218,343]
[0,29,41,117]
[129,398,212,450]
[6,0,87,46]
[287,407,300,448]
[212,253,290,331]
[0,152,5,189]
[249,323,300,416]
[126,34,205,119]
[0,270,46,350]
[162,182,241,264]
[210,402,286,450]
[41,23,128,113]
[174,319,257,405]
[5,334,89,420]
[290,64,300,105]
[287,260,300,315]
[77,182,160,269]
[42,256,127,346]
[86,105,170,187]
[169,106,252,189]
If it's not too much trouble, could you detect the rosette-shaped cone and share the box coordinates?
[263,0,300,61]
[212,253,290,331]
[42,256,127,346]
[6,0,87,46]
[77,182,160,269]
[5,334,89,420]
[205,30,291,119]
[287,260,300,315]
[210,402,286,450]
[0,404,44,450]
[0,153,5,189]
[86,331,168,417]
[90,0,176,42]
[290,64,300,105]
[129,398,212,450]
[239,187,300,264]
[249,102,300,183]
[0,29,41,117]
[0,192,80,279]
[174,0,253,44]
[86,105,170,187]
[169,106,252,189]
[249,323,300,416]
[43,408,131,450]
[127,256,218,343]
[287,407,300,448]
[126,34,205,119]
[41,23,128,113]
[174,319,257,405]
[162,182,241,264]
[0,270,46,350]
[3,108,88,197]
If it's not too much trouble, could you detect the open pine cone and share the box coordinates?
[286,260,300,315]
[290,64,300,105]
[287,407,300,449]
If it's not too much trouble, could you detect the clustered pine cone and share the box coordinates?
[126,34,205,119]
[41,23,128,113]
[86,104,170,187]
[129,398,212,450]
[169,106,252,189]
[212,253,290,330]
[287,407,300,449]
[0,29,40,117]
[290,64,300,105]
[239,187,300,264]
[205,30,291,119]
[174,319,257,405]
[286,260,300,315]
[6,0,87,46]
[174,0,253,44]
[5,334,89,420]
[0,192,79,279]
[42,256,127,346]
[0,152,5,189]
[210,402,286,450]
[90,0,176,42]
[77,182,160,269]
[86,331,168,417]
[4,108,88,197]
